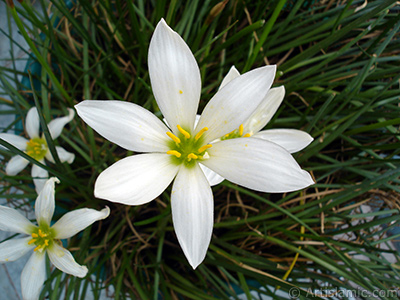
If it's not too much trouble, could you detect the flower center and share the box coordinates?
[26,137,48,161]
[28,226,55,252]
[166,125,212,167]
[220,124,251,140]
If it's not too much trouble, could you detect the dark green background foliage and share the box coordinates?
[1,0,399,299]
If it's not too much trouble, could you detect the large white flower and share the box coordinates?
[201,66,314,186]
[0,177,110,300]
[0,107,75,193]
[75,19,314,269]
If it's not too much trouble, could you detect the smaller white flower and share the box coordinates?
[0,107,75,193]
[201,66,314,186]
[0,177,110,300]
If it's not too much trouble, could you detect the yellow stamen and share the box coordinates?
[243,133,251,137]
[31,233,38,238]
[187,153,198,161]
[179,90,183,94]
[195,127,208,140]
[198,144,212,153]
[177,125,190,139]
[38,229,47,238]
[166,132,181,144]
[33,244,43,252]
[44,240,49,246]
[28,239,37,245]
[239,124,244,136]
[167,150,182,158]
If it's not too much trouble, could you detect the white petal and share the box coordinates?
[243,86,285,134]
[95,153,179,205]
[202,138,314,193]
[52,206,110,239]
[32,163,49,195]
[26,107,40,139]
[35,177,59,225]
[199,164,224,186]
[253,129,313,153]
[171,164,213,269]
[75,100,170,152]
[21,251,46,300]
[148,19,201,133]
[196,65,276,143]
[0,206,34,234]
[218,65,240,90]
[0,237,34,262]
[6,155,30,175]
[47,243,88,277]
[0,133,28,150]
[47,108,75,140]
[45,146,75,164]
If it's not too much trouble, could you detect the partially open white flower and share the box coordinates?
[75,19,314,269]
[0,177,110,300]
[201,66,314,186]
[0,107,75,193]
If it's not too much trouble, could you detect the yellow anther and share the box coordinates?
[177,125,190,139]
[33,244,43,252]
[243,133,251,137]
[28,239,37,245]
[44,240,49,246]
[167,150,182,158]
[198,144,212,153]
[195,127,208,140]
[179,90,183,94]
[31,233,38,238]
[187,153,198,161]
[239,124,244,136]
[166,132,181,144]
[38,229,47,238]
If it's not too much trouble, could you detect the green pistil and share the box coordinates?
[28,224,55,252]
[26,137,48,160]
[166,125,211,168]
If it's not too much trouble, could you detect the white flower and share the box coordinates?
[75,19,314,269]
[201,66,314,186]
[0,107,75,193]
[0,177,110,300]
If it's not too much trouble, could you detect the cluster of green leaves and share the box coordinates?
[1,0,399,299]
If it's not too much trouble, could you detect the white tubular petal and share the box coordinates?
[218,65,240,91]
[196,65,276,143]
[47,108,75,140]
[0,133,28,150]
[171,164,213,269]
[52,206,110,239]
[253,129,314,153]
[45,146,75,164]
[47,243,88,277]
[32,164,49,195]
[199,164,224,186]
[95,153,179,205]
[202,138,314,193]
[243,86,285,134]
[26,107,40,139]
[75,100,170,152]
[6,155,30,176]
[21,251,46,300]
[148,19,201,133]
[35,177,59,225]
[0,237,34,262]
[0,206,33,234]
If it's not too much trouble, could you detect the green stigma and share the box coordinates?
[26,137,48,160]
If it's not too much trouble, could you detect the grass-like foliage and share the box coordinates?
[1,0,399,299]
